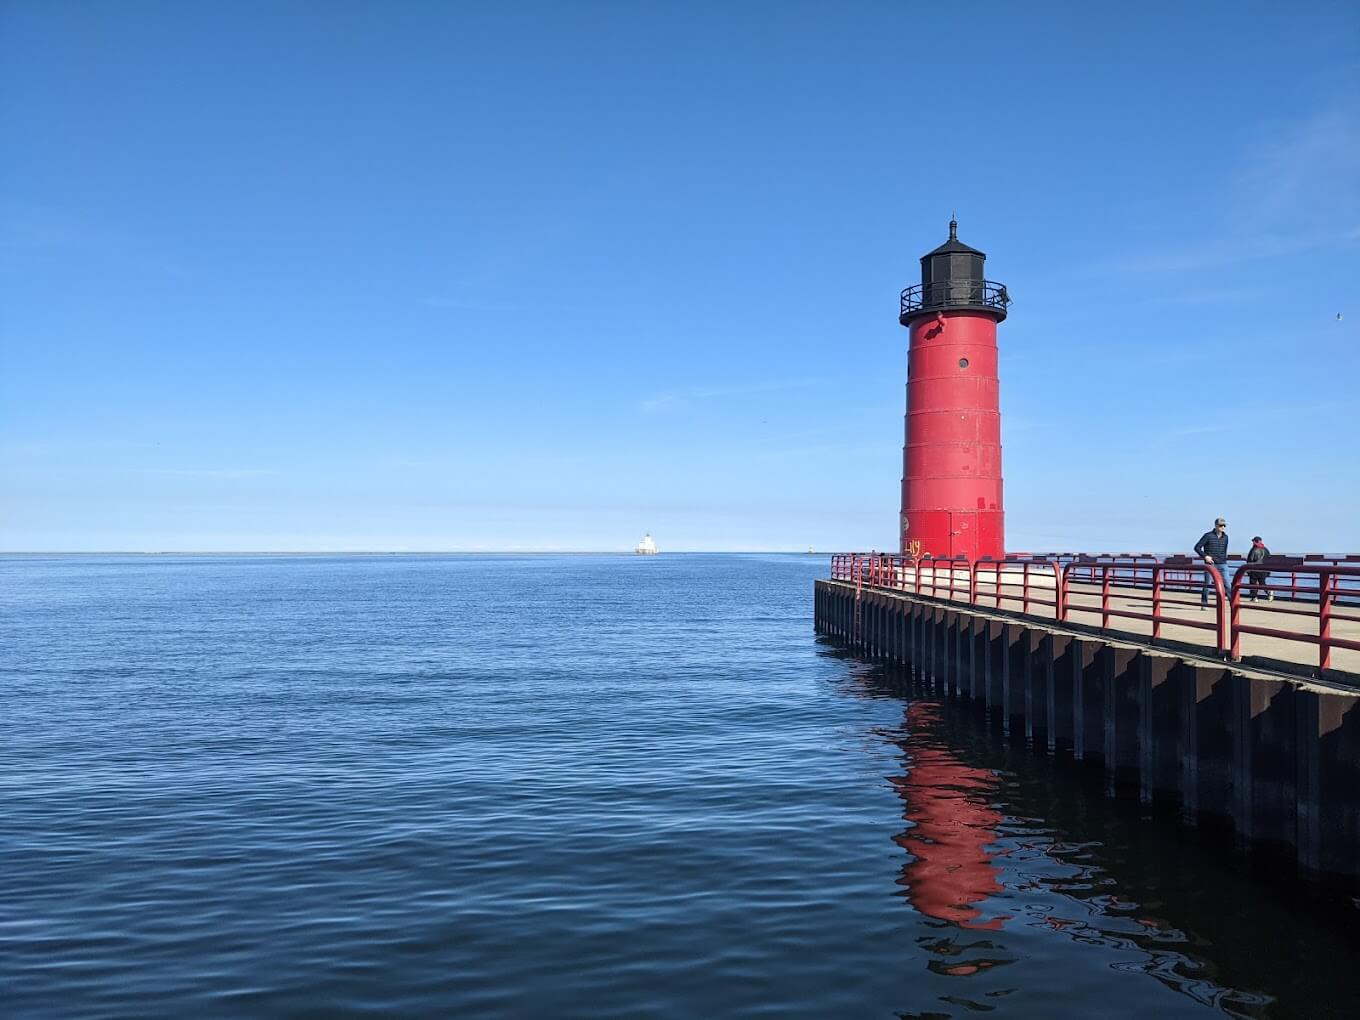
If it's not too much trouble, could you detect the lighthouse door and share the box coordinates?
[948,511,977,560]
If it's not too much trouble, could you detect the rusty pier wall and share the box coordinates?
[814,579,1360,887]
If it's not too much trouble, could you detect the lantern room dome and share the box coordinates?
[922,220,985,259]
[900,219,1009,326]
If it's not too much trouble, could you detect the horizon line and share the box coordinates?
[0,549,831,556]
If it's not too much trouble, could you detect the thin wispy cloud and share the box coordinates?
[1164,423,1232,438]
[421,296,522,312]
[422,199,602,315]
[0,436,157,459]
[1108,101,1360,274]
[1003,415,1051,435]
[1135,286,1256,308]
[638,377,826,413]
[133,467,280,480]
[749,441,887,464]
[0,201,187,277]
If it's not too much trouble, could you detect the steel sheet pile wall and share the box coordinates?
[814,580,1360,887]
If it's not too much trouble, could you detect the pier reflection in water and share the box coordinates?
[863,663,1356,1019]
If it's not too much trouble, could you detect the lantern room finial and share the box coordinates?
[949,217,957,241]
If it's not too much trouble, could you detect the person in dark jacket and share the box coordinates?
[1245,536,1272,601]
[1193,517,1229,608]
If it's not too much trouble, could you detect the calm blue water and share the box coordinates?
[2,554,1355,1018]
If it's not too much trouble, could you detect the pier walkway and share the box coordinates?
[830,554,1360,682]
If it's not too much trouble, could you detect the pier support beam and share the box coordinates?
[985,620,1005,721]
[1002,621,1028,738]
[1138,655,1181,806]
[1046,633,1074,753]
[1072,638,1104,765]
[1104,647,1141,794]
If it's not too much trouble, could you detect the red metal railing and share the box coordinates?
[1229,562,1360,675]
[1061,560,1230,655]
[827,551,1360,679]
[972,557,1062,618]
[916,556,974,602]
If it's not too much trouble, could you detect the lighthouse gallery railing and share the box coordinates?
[899,280,1010,319]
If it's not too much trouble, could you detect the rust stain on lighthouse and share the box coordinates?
[899,220,1010,561]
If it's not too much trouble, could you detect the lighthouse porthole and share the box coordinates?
[958,358,969,369]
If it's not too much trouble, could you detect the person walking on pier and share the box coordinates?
[1245,535,1273,601]
[1194,517,1230,608]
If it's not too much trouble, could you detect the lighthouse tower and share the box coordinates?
[899,220,1010,560]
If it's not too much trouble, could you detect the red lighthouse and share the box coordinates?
[899,220,1010,560]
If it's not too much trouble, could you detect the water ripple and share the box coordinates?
[1,554,1355,1017]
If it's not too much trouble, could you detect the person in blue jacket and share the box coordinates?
[1193,517,1229,608]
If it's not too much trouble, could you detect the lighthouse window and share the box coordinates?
[958,358,969,369]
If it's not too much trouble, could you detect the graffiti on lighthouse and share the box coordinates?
[901,513,922,560]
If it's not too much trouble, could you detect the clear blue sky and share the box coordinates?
[3,2,1357,552]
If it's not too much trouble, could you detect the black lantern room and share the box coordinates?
[899,219,1010,326]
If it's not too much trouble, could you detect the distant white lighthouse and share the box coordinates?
[635,533,658,555]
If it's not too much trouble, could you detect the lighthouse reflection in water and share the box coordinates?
[893,701,1008,936]
[873,686,1294,1015]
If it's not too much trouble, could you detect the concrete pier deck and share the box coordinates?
[1064,581,1360,677]
[814,578,1360,887]
[901,565,1360,680]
